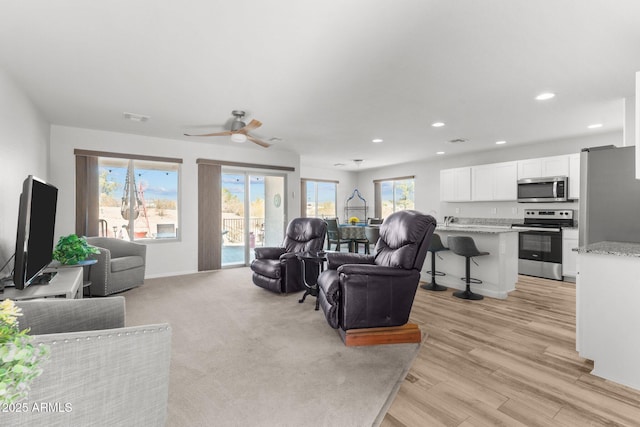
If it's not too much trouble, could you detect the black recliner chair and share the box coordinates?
[251,218,327,294]
[317,210,436,331]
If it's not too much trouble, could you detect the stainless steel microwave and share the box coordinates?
[517,176,568,202]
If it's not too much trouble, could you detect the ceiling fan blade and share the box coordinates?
[238,119,262,133]
[184,131,233,137]
[247,135,271,148]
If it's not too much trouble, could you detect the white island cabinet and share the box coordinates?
[425,226,519,299]
[576,242,640,391]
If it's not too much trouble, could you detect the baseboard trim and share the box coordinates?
[339,323,422,347]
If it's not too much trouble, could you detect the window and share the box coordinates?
[75,150,182,242]
[378,177,415,217]
[303,180,337,218]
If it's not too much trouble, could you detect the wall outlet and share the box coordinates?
[455,207,460,214]
[491,207,498,215]
[512,207,518,214]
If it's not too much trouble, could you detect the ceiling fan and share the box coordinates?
[184,110,270,148]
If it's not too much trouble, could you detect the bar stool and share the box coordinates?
[447,236,489,301]
[420,234,448,291]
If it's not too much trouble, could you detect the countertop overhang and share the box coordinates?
[575,241,640,257]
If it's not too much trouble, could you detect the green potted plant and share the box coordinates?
[0,299,50,404]
[52,234,100,265]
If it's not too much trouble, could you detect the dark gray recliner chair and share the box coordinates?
[318,210,436,331]
[250,218,327,294]
[86,237,147,296]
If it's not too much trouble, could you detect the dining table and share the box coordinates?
[339,224,368,252]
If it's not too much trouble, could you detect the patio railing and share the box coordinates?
[222,217,264,244]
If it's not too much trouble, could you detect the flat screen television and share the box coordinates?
[13,175,58,290]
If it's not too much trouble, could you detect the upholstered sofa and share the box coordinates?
[86,237,146,296]
[6,297,171,426]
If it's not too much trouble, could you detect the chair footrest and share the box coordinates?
[460,277,482,284]
[426,270,446,276]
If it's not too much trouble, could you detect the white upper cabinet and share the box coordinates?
[517,158,542,179]
[569,153,580,199]
[440,167,471,202]
[542,155,570,177]
[517,155,570,179]
[472,161,517,201]
[441,154,578,202]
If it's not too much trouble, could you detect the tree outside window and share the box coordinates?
[381,178,415,217]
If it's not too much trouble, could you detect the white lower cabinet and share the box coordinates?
[562,228,579,278]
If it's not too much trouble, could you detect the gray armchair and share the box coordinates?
[86,237,147,296]
[7,298,171,426]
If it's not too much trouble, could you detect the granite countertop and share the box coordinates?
[436,225,517,234]
[575,241,640,257]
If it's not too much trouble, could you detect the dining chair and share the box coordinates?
[325,218,344,251]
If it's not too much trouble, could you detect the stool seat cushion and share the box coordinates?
[447,236,490,258]
[428,233,448,253]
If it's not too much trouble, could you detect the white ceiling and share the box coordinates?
[1,1,639,170]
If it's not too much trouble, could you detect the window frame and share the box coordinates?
[301,179,338,219]
[374,176,415,218]
[75,149,182,243]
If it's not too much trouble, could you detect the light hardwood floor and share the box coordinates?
[382,275,640,426]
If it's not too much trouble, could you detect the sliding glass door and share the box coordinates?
[221,171,285,267]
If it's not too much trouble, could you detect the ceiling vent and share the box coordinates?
[448,138,467,144]
[123,112,150,122]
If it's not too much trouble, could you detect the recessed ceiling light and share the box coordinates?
[431,122,445,128]
[372,138,383,143]
[535,92,555,101]
[587,123,603,129]
[495,140,507,145]
[436,151,445,155]
[123,112,150,122]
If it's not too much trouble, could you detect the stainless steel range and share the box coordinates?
[511,209,574,280]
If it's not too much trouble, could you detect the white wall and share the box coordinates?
[299,165,358,221]
[354,131,623,222]
[0,68,50,269]
[49,125,301,278]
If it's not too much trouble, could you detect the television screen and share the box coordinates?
[13,175,58,290]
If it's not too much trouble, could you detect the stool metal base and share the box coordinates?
[421,282,448,291]
[453,289,484,300]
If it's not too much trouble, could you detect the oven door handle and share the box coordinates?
[512,226,561,232]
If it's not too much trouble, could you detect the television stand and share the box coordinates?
[0,268,82,300]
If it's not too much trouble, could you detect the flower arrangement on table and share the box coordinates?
[348,217,360,225]
[0,299,50,404]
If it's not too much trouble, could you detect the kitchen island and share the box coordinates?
[425,225,519,299]
[575,241,640,391]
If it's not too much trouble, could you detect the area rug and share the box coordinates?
[124,267,424,427]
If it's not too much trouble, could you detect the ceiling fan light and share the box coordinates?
[231,133,247,143]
